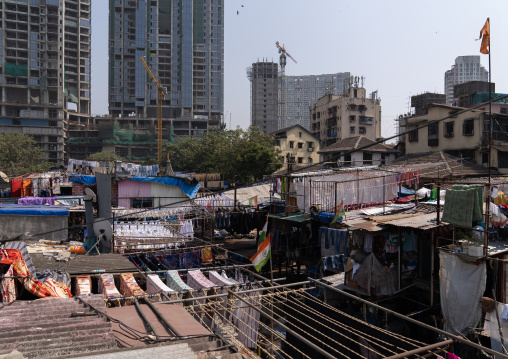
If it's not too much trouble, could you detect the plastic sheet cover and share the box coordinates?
[439,251,486,335]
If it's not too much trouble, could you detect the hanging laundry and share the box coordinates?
[442,185,483,228]
[0,249,71,299]
[201,247,213,263]
[99,273,122,301]
[146,274,175,296]
[0,265,17,303]
[165,270,193,292]
[119,273,146,305]
[75,275,92,296]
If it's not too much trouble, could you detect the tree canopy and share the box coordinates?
[0,133,51,177]
[163,127,282,183]
[87,151,124,162]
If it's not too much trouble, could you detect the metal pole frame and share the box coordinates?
[309,278,508,359]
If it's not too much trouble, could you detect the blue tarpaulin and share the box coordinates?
[399,186,415,198]
[311,211,342,224]
[69,175,96,186]
[0,204,68,216]
[129,177,200,198]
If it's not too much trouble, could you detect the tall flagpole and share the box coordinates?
[485,50,491,256]
[484,18,491,256]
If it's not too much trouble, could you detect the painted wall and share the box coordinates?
[0,215,68,241]
[274,127,320,166]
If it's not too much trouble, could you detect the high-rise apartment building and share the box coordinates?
[109,0,224,136]
[283,72,350,130]
[0,0,92,166]
[247,60,278,133]
[247,66,350,133]
[444,56,488,105]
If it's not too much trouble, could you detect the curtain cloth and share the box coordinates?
[439,251,486,335]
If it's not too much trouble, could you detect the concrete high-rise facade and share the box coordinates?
[109,0,224,136]
[0,0,92,166]
[283,72,350,130]
[247,60,278,133]
[444,56,488,105]
[247,65,350,133]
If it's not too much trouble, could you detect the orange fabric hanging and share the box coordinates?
[0,249,72,299]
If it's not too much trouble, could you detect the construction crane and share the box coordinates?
[275,41,297,129]
[140,56,165,164]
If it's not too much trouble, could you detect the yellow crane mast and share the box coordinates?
[275,41,297,129]
[140,56,165,164]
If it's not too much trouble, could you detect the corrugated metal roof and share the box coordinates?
[269,213,309,222]
[383,212,442,230]
[360,203,415,216]
[367,213,421,223]
[346,219,384,232]
[30,252,138,275]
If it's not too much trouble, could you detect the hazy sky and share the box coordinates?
[91,1,504,141]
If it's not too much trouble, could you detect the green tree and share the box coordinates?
[87,151,124,162]
[0,133,51,177]
[163,127,282,183]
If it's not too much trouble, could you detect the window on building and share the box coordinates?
[298,142,303,149]
[274,139,280,146]
[428,123,438,146]
[349,115,355,122]
[501,107,507,114]
[343,153,351,167]
[463,119,474,136]
[363,152,373,165]
[289,141,294,149]
[359,127,366,134]
[408,126,419,142]
[308,157,313,164]
[350,126,355,134]
[444,121,454,137]
[297,157,303,164]
[299,132,302,138]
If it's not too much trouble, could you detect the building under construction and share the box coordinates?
[411,92,446,115]
[247,60,279,134]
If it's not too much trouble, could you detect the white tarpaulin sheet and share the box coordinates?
[295,172,398,212]
[439,251,486,335]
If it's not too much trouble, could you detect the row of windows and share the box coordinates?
[281,155,314,164]
[408,119,475,142]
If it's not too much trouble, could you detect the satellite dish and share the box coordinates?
[93,218,113,254]
[84,187,97,202]
[93,218,113,242]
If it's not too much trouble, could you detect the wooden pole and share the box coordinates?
[430,230,435,307]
